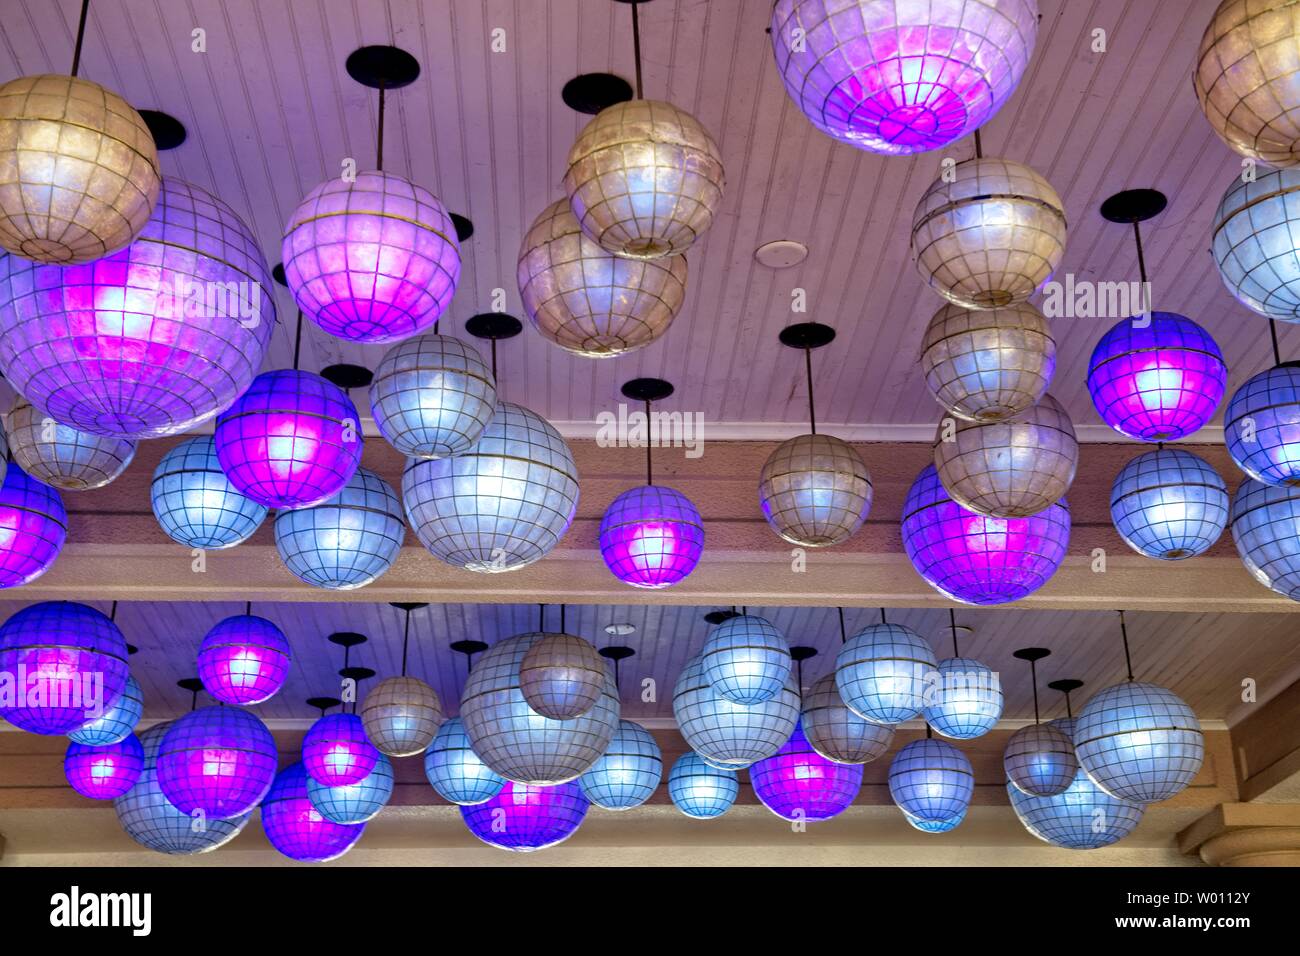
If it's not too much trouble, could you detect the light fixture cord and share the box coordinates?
[879,607,887,625]
[70,0,91,77]
[1118,609,1135,681]
[1029,658,1040,724]
[539,603,546,631]
[804,345,817,435]
[400,607,412,677]
[560,604,567,632]
[1064,689,1074,719]
[292,311,304,370]
[644,398,654,485]
[973,128,983,160]
[109,600,117,622]
[245,601,252,616]
[1270,319,1284,367]
[949,608,959,657]
[376,83,386,171]
[837,607,847,644]
[630,0,644,99]
[490,338,499,380]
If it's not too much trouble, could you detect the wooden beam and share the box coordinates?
[1231,677,1300,802]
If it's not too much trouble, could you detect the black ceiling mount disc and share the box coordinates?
[599,645,636,662]
[345,45,421,90]
[1100,188,1168,224]
[328,631,369,648]
[126,643,139,656]
[339,665,376,682]
[320,363,374,390]
[778,322,837,350]
[562,73,634,114]
[1047,678,1085,694]
[271,262,288,287]
[703,610,741,626]
[621,377,674,403]
[390,601,430,612]
[450,213,474,243]
[176,677,204,693]
[790,645,819,662]
[450,639,489,657]
[1012,647,1052,663]
[465,313,523,340]
[138,109,187,151]
[307,696,342,712]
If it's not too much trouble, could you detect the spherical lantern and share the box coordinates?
[461,780,589,852]
[150,436,268,550]
[667,752,739,819]
[700,613,793,705]
[369,334,496,458]
[282,170,460,343]
[933,393,1078,518]
[758,433,872,547]
[68,674,143,746]
[923,657,1004,740]
[214,369,362,510]
[306,752,394,825]
[564,99,725,260]
[1110,448,1228,560]
[911,158,1067,310]
[0,601,127,734]
[801,673,895,764]
[274,467,404,590]
[1004,722,1077,797]
[114,724,251,856]
[835,623,938,725]
[519,632,608,720]
[1213,167,1300,320]
[261,762,366,863]
[196,614,290,706]
[920,302,1055,422]
[599,485,705,589]
[64,735,144,799]
[749,720,863,822]
[5,400,136,490]
[1194,0,1300,167]
[157,705,277,818]
[0,74,160,264]
[1073,682,1204,804]
[1231,477,1300,598]
[302,711,379,786]
[361,676,443,757]
[460,632,619,783]
[0,178,274,437]
[579,719,663,810]
[403,403,579,572]
[0,464,67,588]
[518,198,689,357]
[901,463,1070,605]
[770,0,1040,156]
[1226,365,1300,486]
[1087,313,1227,442]
[904,807,967,833]
[888,738,975,823]
[423,716,507,806]
[672,655,800,766]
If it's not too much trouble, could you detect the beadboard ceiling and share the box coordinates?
[0,0,1285,437]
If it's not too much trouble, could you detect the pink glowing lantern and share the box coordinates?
[0,464,67,589]
[749,721,863,821]
[156,705,278,819]
[302,711,379,787]
[64,735,144,799]
[599,485,704,589]
[196,613,291,705]
[262,762,366,862]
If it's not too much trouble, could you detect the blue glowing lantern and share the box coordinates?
[65,734,144,799]
[262,762,366,862]
[1225,365,1300,487]
[0,464,67,588]
[68,674,143,746]
[835,622,938,725]
[579,719,663,810]
[673,654,800,766]
[923,657,1003,739]
[1212,166,1300,322]
[801,673,895,764]
[888,738,974,823]
[749,720,863,821]
[1230,477,1300,599]
[306,752,394,824]
[461,780,589,852]
[1004,722,1077,797]
[157,705,277,819]
[423,716,506,805]
[150,436,268,549]
[904,807,967,833]
[667,752,739,819]
[1110,448,1228,560]
[700,613,792,705]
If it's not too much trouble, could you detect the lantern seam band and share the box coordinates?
[289,209,459,251]
[402,452,565,472]
[1078,725,1197,745]
[1210,183,1300,239]
[0,505,68,532]
[143,237,267,285]
[1226,400,1300,423]
[1113,479,1225,500]
[915,194,1069,230]
[23,117,160,168]
[217,408,357,426]
[1093,346,1224,368]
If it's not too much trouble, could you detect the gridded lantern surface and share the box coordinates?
[749,720,863,821]
[920,301,1055,422]
[68,674,143,746]
[1230,476,1300,599]
[518,198,689,356]
[150,435,267,549]
[261,761,366,862]
[1110,448,1228,560]
[461,779,589,852]
[423,716,507,806]
[835,622,938,725]
[1003,721,1077,797]
[700,613,792,705]
[911,157,1067,309]
[197,614,291,706]
[282,170,461,343]
[667,751,739,819]
[1225,364,1300,486]
[888,738,975,823]
[303,711,379,787]
[922,657,1004,740]
[5,400,136,490]
[156,705,277,819]
[306,752,394,825]
[904,807,967,833]
[1213,166,1300,320]
[403,403,579,573]
[933,392,1077,518]
[519,632,609,720]
[1086,313,1227,442]
[0,74,160,264]
[770,0,1040,156]
[369,334,496,459]
[65,735,144,799]
[801,672,894,764]
[361,676,443,757]
[672,654,800,766]
[0,177,274,437]
[599,485,705,589]
[0,464,67,589]
[758,433,872,547]
[579,719,663,811]
[901,463,1070,605]
[564,99,725,260]
[1194,0,1300,167]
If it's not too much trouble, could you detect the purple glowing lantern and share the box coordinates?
[214,369,362,510]
[0,601,129,734]
[460,780,589,853]
[599,485,704,589]
[901,464,1070,606]
[302,711,379,787]
[156,705,278,819]
[262,762,367,862]
[65,735,144,799]
[748,721,863,822]
[197,614,291,705]
[0,464,67,588]
[1087,314,1227,442]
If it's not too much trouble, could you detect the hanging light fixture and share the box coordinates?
[923,611,1003,740]
[64,734,144,800]
[902,463,1070,605]
[1073,612,1204,804]
[1231,476,1300,598]
[1213,166,1300,321]
[0,464,67,589]
[1003,652,1077,798]
[580,715,662,811]
[282,46,459,343]
[563,2,724,259]
[1225,324,1300,486]
[933,392,1078,518]
[700,611,792,705]
[303,682,380,788]
[362,604,443,757]
[424,717,506,806]
[803,611,894,764]
[888,736,975,825]
[156,701,278,820]
[835,613,937,725]
[0,0,160,263]
[307,749,394,825]
[461,780,589,852]
[770,0,1040,156]
[403,315,579,572]
[519,609,609,720]
[1110,448,1228,560]
[759,323,872,547]
[4,400,135,490]
[667,751,739,819]
[69,673,142,746]
[920,302,1056,423]
[673,653,800,766]
[0,178,275,438]
[150,436,268,550]
[262,762,367,863]
[196,606,291,706]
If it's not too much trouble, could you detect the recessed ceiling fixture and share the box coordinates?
[450,213,475,242]
[561,72,634,114]
[753,239,808,269]
[137,109,187,150]
[604,622,636,636]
